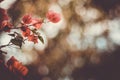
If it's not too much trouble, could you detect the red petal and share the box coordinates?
[28,35,38,43]
[0,8,9,29]
[21,27,31,37]
[46,10,61,23]
[22,14,32,24]
[7,56,29,76]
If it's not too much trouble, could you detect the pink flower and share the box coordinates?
[46,10,61,23]
[31,18,43,29]
[22,14,32,24]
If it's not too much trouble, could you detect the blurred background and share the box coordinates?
[0,0,120,80]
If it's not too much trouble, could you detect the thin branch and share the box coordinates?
[0,43,10,49]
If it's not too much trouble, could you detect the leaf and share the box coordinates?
[10,38,22,48]
[8,34,15,37]
[10,32,24,48]
[31,29,37,34]
[38,35,44,44]
[16,35,23,41]
[14,32,21,37]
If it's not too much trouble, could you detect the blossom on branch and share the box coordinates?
[46,10,61,23]
[0,7,61,79]
[32,18,43,29]
[28,34,38,43]
[0,8,9,31]
[1,20,12,32]
[21,26,31,37]
[22,14,32,24]
[0,8,12,32]
[0,8,9,23]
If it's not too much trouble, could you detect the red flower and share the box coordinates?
[0,8,9,30]
[22,14,32,24]
[32,18,43,29]
[1,20,12,32]
[28,34,38,43]
[7,56,28,76]
[0,8,11,32]
[21,26,31,37]
[0,8,9,21]
[46,10,61,23]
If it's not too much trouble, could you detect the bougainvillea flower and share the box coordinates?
[0,8,9,30]
[21,26,31,37]
[7,56,28,76]
[46,10,61,23]
[0,8,9,21]
[22,14,32,24]
[28,34,38,43]
[1,20,12,32]
[31,18,43,29]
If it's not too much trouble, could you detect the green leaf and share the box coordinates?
[38,35,44,44]
[31,29,41,35]
[31,29,37,34]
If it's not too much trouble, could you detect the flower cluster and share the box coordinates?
[20,11,61,43]
[21,14,43,43]
[0,9,61,44]
[0,3,61,78]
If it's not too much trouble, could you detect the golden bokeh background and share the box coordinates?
[0,0,120,80]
